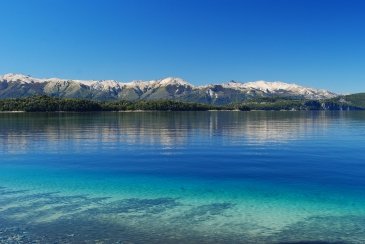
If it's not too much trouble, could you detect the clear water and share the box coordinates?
[1,111,365,243]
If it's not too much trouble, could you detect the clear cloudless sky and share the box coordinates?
[0,0,364,93]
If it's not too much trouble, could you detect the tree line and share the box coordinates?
[0,95,363,112]
[0,96,240,112]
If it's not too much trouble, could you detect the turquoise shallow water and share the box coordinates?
[1,111,365,243]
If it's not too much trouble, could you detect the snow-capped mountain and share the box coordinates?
[222,80,335,99]
[0,73,337,104]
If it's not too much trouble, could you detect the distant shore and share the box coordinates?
[0,109,241,113]
[0,111,25,113]
[0,95,364,112]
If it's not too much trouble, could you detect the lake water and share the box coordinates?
[1,111,365,243]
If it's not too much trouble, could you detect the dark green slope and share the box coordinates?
[343,93,365,108]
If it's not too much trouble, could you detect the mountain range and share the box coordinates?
[0,73,337,105]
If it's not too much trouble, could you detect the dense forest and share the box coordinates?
[0,96,232,112]
[0,95,364,112]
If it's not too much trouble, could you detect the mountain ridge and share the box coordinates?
[0,73,337,104]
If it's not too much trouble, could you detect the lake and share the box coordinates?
[1,111,365,243]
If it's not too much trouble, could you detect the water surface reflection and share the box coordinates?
[0,111,349,153]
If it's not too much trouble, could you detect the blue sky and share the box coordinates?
[0,0,364,93]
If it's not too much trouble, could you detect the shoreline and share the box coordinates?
[0,111,25,113]
[0,110,361,113]
[1,96,364,112]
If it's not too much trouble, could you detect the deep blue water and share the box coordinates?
[1,111,365,243]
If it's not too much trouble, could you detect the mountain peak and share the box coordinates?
[158,77,192,87]
[0,73,38,84]
[243,80,301,90]
[222,80,337,99]
[2,73,30,79]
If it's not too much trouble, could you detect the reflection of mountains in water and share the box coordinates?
[0,111,359,152]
